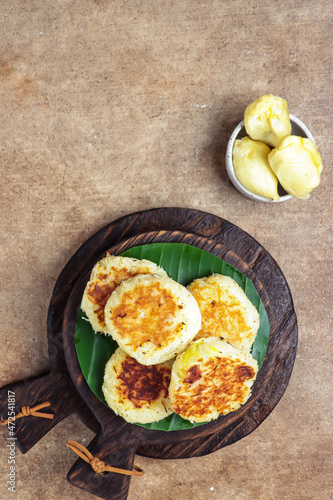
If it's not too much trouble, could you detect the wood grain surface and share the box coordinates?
[0,208,298,499]
[61,208,297,499]
[0,2,331,499]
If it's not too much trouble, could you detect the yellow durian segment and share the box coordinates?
[268,136,323,199]
[233,137,280,201]
[244,94,292,147]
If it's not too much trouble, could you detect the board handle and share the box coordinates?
[0,369,85,453]
[67,425,139,500]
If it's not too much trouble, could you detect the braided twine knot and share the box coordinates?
[90,457,107,474]
[1,402,54,425]
[67,440,143,477]
[20,406,31,417]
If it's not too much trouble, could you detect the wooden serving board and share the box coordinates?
[0,208,298,500]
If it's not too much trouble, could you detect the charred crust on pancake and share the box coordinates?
[235,365,255,382]
[172,357,256,420]
[183,365,202,384]
[110,282,180,349]
[104,274,202,365]
[169,338,258,422]
[187,274,260,351]
[81,256,167,333]
[116,358,171,409]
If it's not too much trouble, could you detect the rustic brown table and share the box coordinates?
[0,1,331,499]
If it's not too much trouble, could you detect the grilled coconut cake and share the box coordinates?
[102,347,173,424]
[104,274,202,365]
[187,274,260,351]
[169,337,258,423]
[81,255,167,333]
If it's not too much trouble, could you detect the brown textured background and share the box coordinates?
[0,1,332,499]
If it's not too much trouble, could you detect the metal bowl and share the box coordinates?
[225,114,315,203]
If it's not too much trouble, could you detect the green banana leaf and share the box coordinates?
[75,243,270,431]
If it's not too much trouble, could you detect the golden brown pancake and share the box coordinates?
[104,274,202,365]
[102,347,173,423]
[81,255,167,333]
[169,337,258,423]
[187,274,260,351]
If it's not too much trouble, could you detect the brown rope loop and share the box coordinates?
[0,402,54,425]
[90,457,106,474]
[21,406,31,417]
[67,440,144,477]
